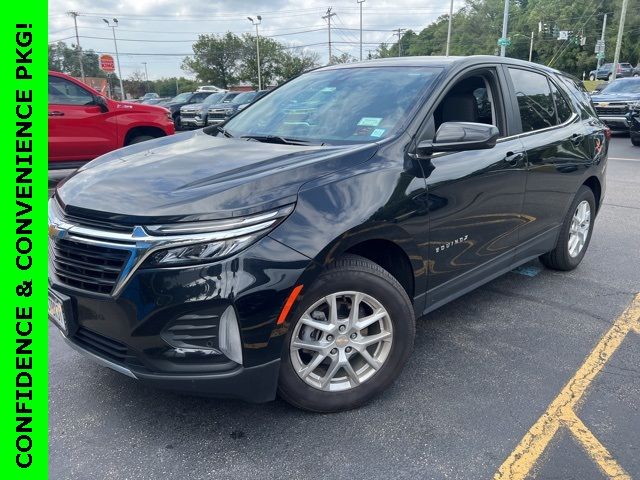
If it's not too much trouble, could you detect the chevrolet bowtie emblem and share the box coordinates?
[48,223,63,238]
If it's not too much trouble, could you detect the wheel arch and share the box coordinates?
[583,176,602,212]
[123,126,167,146]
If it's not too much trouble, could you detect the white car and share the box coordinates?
[196,85,225,93]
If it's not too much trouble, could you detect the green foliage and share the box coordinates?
[48,41,106,78]
[376,0,640,77]
[182,32,319,88]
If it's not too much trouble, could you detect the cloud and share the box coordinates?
[49,0,460,79]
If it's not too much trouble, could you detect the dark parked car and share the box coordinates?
[633,64,640,77]
[206,91,267,125]
[591,77,640,131]
[49,56,608,412]
[627,101,640,146]
[180,91,240,129]
[588,62,634,81]
[160,91,214,129]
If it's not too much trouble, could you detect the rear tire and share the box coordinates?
[540,186,595,271]
[589,74,596,81]
[607,73,612,81]
[278,254,415,412]
[126,135,155,145]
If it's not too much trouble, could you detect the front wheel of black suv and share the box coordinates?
[540,186,596,271]
[278,255,415,412]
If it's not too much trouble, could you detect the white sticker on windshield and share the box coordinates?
[358,117,383,127]
[321,87,337,92]
[370,128,386,138]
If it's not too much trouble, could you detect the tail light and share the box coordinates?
[604,127,612,140]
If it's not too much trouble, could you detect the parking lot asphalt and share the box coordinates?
[49,137,640,480]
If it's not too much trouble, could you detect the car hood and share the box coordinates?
[118,101,169,114]
[591,93,640,102]
[181,102,206,112]
[56,130,378,224]
[207,102,234,111]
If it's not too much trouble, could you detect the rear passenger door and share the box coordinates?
[504,67,593,261]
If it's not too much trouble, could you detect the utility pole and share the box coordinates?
[67,11,85,82]
[322,7,336,64]
[142,62,149,93]
[529,31,534,62]
[248,16,263,90]
[445,0,454,56]
[596,13,608,71]
[500,0,510,56]
[357,0,365,61]
[395,28,406,56]
[611,0,629,82]
[103,18,125,100]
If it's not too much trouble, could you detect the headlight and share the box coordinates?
[166,112,173,121]
[224,108,234,116]
[141,205,294,267]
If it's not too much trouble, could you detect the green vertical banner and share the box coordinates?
[0,2,48,479]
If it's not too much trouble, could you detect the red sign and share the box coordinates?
[99,54,115,72]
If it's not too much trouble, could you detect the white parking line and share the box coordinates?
[609,157,640,162]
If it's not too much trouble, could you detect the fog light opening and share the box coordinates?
[219,306,243,365]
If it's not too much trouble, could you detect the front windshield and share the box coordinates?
[232,92,257,104]
[203,92,225,105]
[170,92,192,103]
[223,66,441,144]
[601,80,640,94]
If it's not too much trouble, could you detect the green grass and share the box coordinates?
[582,80,606,92]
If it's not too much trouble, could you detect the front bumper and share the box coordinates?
[598,115,629,130]
[180,116,206,128]
[49,235,313,402]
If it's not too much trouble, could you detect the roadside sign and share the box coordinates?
[99,54,115,73]
[595,40,605,55]
[497,37,511,47]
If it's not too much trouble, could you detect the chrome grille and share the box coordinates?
[50,237,130,295]
[595,104,629,116]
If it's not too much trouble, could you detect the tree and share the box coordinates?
[330,51,357,64]
[276,49,320,82]
[48,41,104,78]
[182,33,244,88]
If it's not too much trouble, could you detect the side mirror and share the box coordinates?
[93,95,109,112]
[416,122,499,157]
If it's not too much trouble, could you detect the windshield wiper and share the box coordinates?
[240,135,322,146]
[216,126,233,138]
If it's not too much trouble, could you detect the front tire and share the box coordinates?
[589,74,596,81]
[631,135,640,147]
[278,255,415,412]
[540,186,595,271]
[126,135,155,145]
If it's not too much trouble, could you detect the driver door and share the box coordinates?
[419,68,528,311]
[48,75,118,162]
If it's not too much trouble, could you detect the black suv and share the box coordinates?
[49,56,608,412]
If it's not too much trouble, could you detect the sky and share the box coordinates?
[49,0,465,81]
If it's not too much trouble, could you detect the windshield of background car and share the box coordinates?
[203,93,225,105]
[170,92,192,103]
[601,80,640,94]
[223,66,441,144]
[232,92,257,104]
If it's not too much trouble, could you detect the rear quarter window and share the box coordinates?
[556,74,598,118]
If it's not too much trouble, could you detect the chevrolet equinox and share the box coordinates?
[48,56,608,412]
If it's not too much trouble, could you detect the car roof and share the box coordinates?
[317,55,563,76]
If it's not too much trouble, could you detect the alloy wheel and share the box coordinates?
[289,291,393,392]
[568,200,591,258]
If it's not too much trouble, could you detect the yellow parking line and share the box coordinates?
[494,293,640,480]
[563,410,630,479]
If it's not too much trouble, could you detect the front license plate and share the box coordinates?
[48,290,67,335]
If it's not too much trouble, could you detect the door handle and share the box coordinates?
[504,151,525,166]
[48,111,65,117]
[570,133,584,145]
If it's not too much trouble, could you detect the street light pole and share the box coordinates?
[68,11,85,82]
[611,0,629,82]
[357,0,365,61]
[500,0,510,56]
[529,31,534,62]
[142,62,149,94]
[247,16,262,90]
[103,18,125,100]
[445,0,454,56]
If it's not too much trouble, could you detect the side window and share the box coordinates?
[508,68,556,132]
[549,81,573,123]
[48,76,94,106]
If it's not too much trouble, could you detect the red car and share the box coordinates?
[48,71,175,167]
